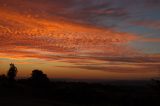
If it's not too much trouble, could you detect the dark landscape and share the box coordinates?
[0,64,160,106]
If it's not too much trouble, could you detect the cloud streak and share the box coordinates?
[0,2,139,60]
[131,20,160,30]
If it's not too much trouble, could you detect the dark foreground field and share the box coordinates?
[0,79,160,106]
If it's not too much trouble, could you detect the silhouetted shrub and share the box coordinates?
[0,74,7,85]
[30,69,50,87]
[150,79,160,94]
[0,74,7,81]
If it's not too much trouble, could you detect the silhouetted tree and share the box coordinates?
[7,63,17,82]
[30,69,50,87]
[7,63,18,83]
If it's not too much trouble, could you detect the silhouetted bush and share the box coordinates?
[30,69,50,87]
[150,79,160,94]
[0,74,7,81]
[0,74,7,85]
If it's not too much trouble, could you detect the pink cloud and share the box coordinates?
[131,20,160,30]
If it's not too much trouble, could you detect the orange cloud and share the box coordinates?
[0,4,139,61]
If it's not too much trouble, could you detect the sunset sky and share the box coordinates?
[0,0,160,80]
